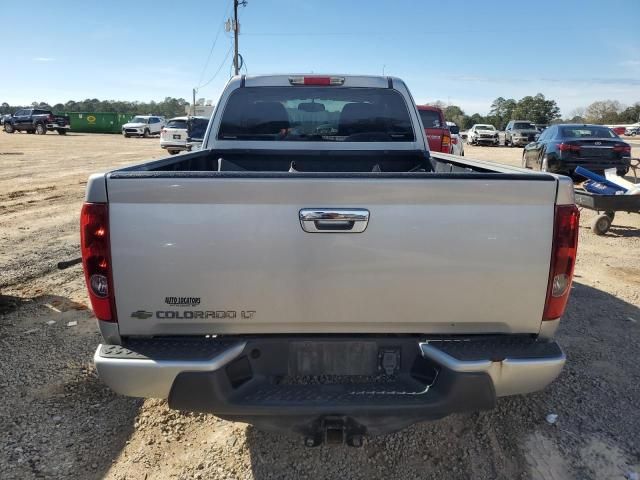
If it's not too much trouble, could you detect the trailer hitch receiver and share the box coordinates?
[303,416,366,447]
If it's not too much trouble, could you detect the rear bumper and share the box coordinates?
[160,142,187,150]
[421,339,564,397]
[46,124,70,129]
[94,339,246,398]
[550,157,630,174]
[95,335,564,435]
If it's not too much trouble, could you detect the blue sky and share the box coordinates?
[2,0,639,115]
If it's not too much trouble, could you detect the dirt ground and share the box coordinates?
[1,132,639,480]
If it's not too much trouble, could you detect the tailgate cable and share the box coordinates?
[348,369,439,396]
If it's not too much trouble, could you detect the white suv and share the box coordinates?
[122,115,165,138]
[160,117,189,154]
[160,116,209,154]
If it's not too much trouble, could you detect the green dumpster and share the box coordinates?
[60,112,133,134]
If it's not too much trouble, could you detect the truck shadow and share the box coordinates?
[606,225,640,238]
[0,294,142,480]
[243,281,640,479]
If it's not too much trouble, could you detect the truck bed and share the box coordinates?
[112,148,532,176]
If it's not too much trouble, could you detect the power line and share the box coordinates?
[198,44,233,89]
[197,0,233,87]
[241,25,621,37]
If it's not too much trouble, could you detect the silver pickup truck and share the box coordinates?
[84,75,578,446]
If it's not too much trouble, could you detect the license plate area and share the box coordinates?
[173,134,181,139]
[582,148,611,158]
[289,341,378,376]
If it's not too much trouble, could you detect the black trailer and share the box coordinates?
[574,189,640,235]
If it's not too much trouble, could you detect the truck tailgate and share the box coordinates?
[425,127,445,152]
[107,176,556,336]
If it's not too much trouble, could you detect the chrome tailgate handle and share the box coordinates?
[299,209,370,233]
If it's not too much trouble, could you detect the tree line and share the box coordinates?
[0,97,190,119]
[432,95,640,130]
[3,94,639,128]
[567,100,640,125]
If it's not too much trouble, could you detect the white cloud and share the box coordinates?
[33,57,55,62]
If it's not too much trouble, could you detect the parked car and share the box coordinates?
[160,116,208,154]
[86,74,575,446]
[467,124,499,146]
[185,116,210,152]
[522,124,631,177]
[417,105,451,153]
[611,126,626,136]
[624,125,640,136]
[3,108,70,135]
[122,115,165,138]
[505,120,538,147]
[446,121,464,155]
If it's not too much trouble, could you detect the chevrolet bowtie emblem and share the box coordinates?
[131,310,153,319]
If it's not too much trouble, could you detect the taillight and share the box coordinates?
[613,144,631,154]
[557,143,580,152]
[543,205,579,321]
[441,132,451,153]
[289,76,345,86]
[80,203,116,322]
[48,114,54,122]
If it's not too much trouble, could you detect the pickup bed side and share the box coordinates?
[86,75,578,445]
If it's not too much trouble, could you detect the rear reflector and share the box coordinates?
[289,76,345,86]
[81,203,116,322]
[542,205,579,321]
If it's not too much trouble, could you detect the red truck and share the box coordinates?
[417,105,451,154]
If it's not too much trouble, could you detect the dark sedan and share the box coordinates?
[522,124,631,177]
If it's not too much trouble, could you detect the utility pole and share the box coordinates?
[192,88,196,116]
[232,0,247,76]
[233,0,240,75]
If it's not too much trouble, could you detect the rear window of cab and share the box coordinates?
[167,120,188,129]
[418,110,443,128]
[218,87,415,142]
